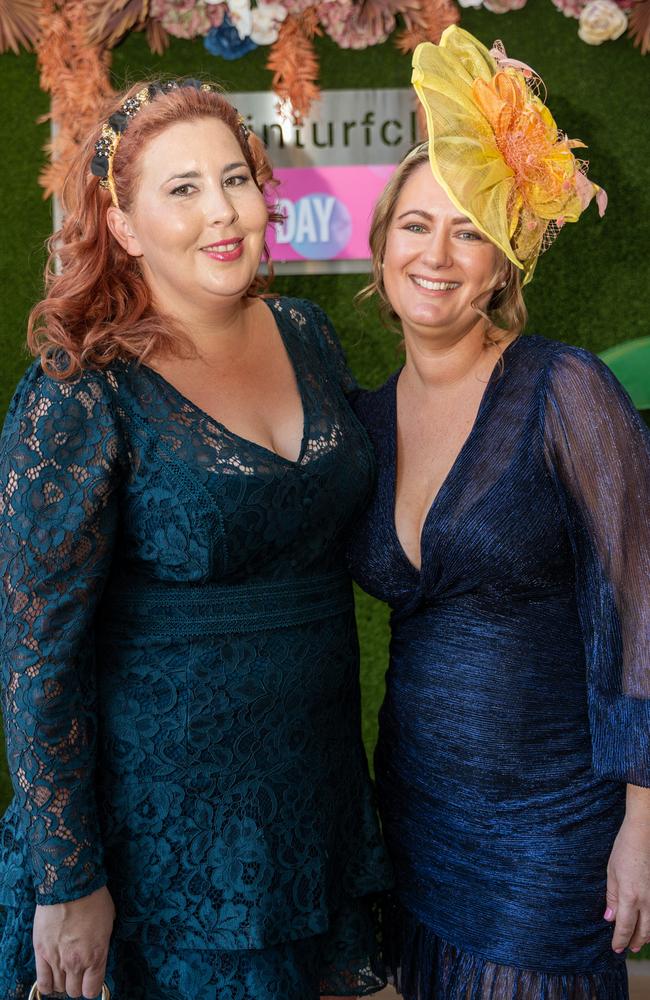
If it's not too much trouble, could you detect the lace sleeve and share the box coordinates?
[0,365,122,903]
[305,300,359,398]
[543,347,650,787]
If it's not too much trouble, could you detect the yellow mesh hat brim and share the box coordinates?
[412,26,606,286]
[412,28,524,275]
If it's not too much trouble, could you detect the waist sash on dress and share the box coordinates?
[101,570,352,637]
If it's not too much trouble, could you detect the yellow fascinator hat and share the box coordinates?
[412,26,607,284]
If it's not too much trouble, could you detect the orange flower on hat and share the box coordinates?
[471,68,586,262]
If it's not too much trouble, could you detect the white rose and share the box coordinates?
[250,1,287,44]
[228,0,253,37]
[249,24,278,44]
[578,0,627,45]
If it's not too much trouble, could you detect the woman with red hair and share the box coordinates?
[0,80,391,999]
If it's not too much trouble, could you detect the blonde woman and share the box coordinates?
[348,27,650,1000]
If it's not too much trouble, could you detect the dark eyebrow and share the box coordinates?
[164,170,201,184]
[397,209,432,221]
[163,162,250,184]
[396,209,473,225]
[222,161,249,173]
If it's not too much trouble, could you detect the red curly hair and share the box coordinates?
[28,82,281,379]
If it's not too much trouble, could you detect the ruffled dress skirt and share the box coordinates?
[382,901,628,1000]
[0,895,385,1000]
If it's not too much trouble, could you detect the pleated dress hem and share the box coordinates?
[382,901,629,1000]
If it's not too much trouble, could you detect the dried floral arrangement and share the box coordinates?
[1,0,647,198]
[36,0,115,199]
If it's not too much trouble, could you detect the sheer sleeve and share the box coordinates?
[543,347,650,786]
[0,365,123,903]
[304,300,359,398]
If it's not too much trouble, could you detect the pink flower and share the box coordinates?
[206,3,227,28]
[551,0,587,17]
[150,0,213,38]
[317,0,394,48]
[282,0,318,12]
[151,0,195,15]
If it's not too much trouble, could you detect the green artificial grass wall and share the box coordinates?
[0,5,649,934]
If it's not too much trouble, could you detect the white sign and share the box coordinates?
[231,89,418,167]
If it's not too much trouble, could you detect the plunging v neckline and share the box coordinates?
[140,299,310,468]
[389,339,519,575]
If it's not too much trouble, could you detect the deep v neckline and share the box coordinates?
[140,300,310,468]
[389,339,518,575]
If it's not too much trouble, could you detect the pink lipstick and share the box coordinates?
[202,238,244,262]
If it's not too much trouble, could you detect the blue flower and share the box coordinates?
[204,14,257,60]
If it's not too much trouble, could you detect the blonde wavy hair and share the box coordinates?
[357,143,528,344]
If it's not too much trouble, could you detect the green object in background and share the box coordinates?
[600,337,650,411]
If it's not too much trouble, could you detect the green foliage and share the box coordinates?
[0,52,50,414]
[600,337,650,410]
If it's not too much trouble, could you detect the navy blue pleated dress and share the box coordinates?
[0,297,392,1000]
[348,335,650,999]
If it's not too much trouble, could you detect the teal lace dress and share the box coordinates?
[0,297,392,1000]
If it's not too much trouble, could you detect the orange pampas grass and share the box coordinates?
[85,0,150,48]
[37,0,115,199]
[0,0,40,54]
[266,6,322,124]
[145,16,170,55]
[396,0,459,53]
[628,0,650,55]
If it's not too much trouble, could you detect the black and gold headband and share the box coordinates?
[91,79,251,208]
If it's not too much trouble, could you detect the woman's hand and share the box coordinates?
[605,785,650,953]
[33,885,115,998]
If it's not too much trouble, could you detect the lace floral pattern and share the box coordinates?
[0,372,122,903]
[0,298,392,997]
[0,896,386,999]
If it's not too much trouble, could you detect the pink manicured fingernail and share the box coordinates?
[604,908,614,920]
[631,947,641,953]
[614,948,625,954]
